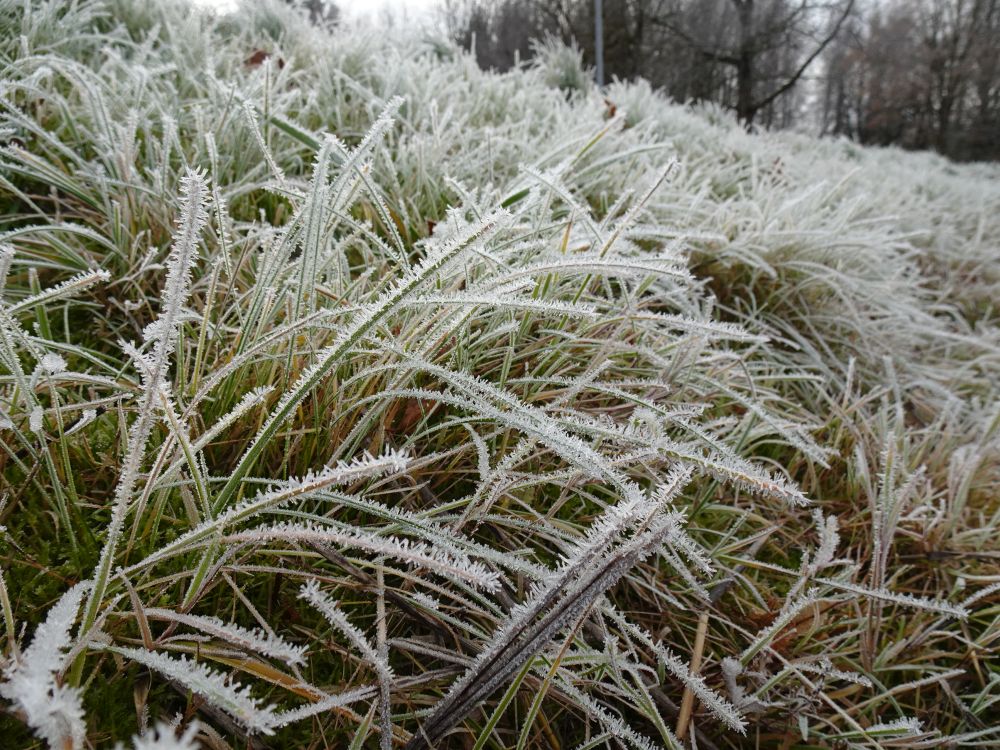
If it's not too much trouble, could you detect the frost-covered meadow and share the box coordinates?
[0,0,998,748]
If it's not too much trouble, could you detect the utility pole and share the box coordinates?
[594,0,604,87]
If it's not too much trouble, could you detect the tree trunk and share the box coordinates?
[734,0,757,125]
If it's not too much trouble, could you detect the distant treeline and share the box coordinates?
[440,0,1000,162]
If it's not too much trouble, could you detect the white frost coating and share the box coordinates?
[80,170,210,642]
[125,721,200,750]
[211,205,510,513]
[134,450,411,570]
[622,621,746,734]
[8,269,111,316]
[29,406,44,433]
[811,510,841,570]
[108,647,279,735]
[39,353,67,374]
[2,3,994,745]
[270,685,378,728]
[64,408,98,436]
[299,578,393,746]
[814,577,969,618]
[0,582,89,750]
[142,608,307,666]
[299,581,391,679]
[796,659,872,687]
[225,521,500,591]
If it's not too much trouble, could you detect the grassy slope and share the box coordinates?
[0,0,997,748]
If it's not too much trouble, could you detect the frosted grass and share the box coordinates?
[0,0,996,747]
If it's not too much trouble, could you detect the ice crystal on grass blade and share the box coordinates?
[814,578,969,618]
[298,581,392,682]
[79,170,209,644]
[552,677,666,750]
[29,405,44,433]
[108,647,279,735]
[210,208,509,515]
[142,609,307,666]
[124,722,199,750]
[811,510,841,570]
[7,268,111,316]
[225,522,501,591]
[796,659,872,687]
[39,352,67,375]
[299,581,394,748]
[625,623,746,734]
[134,450,411,570]
[836,716,925,744]
[0,583,88,750]
[269,685,378,728]
[404,472,699,749]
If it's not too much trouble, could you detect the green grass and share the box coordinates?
[0,0,997,748]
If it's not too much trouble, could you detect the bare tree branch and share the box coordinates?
[751,0,857,112]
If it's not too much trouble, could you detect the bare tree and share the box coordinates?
[653,0,855,125]
[821,0,1000,160]
[444,0,999,159]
